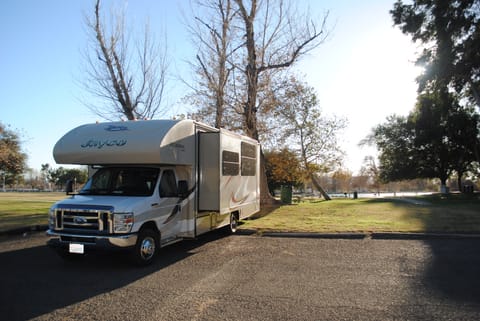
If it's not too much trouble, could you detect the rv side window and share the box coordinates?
[159,170,178,197]
[241,142,257,176]
[222,151,239,176]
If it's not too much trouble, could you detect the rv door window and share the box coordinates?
[159,170,178,198]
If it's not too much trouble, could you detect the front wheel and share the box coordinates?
[131,229,159,266]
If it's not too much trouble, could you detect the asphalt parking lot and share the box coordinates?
[1,231,480,321]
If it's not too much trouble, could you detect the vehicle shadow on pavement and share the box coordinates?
[385,195,480,307]
[422,238,480,305]
[0,229,228,321]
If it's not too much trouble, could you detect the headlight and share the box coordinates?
[48,208,56,229]
[113,212,134,233]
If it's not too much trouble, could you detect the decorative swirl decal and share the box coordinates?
[231,193,249,205]
[162,184,196,225]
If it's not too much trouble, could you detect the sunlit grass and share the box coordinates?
[2,192,480,234]
[0,193,64,232]
[243,194,480,234]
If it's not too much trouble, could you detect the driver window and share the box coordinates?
[159,170,178,197]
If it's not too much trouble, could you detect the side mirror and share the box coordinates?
[65,179,74,195]
[178,180,189,199]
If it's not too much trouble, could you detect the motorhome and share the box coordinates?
[47,119,260,265]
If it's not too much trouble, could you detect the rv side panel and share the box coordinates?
[218,130,260,217]
[198,132,220,211]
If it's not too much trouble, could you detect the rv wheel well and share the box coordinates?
[232,211,240,221]
[140,221,159,234]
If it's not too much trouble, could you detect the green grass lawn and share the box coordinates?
[2,192,480,234]
[0,192,65,232]
[242,193,480,234]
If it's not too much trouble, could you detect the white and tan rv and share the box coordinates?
[47,119,260,265]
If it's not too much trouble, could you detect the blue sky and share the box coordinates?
[0,0,420,174]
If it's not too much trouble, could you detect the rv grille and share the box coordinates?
[53,206,113,235]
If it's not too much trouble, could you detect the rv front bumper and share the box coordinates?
[46,229,138,250]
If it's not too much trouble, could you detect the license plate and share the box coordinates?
[69,243,84,254]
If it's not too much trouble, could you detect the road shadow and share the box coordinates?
[0,229,229,321]
[422,239,480,305]
[381,194,480,306]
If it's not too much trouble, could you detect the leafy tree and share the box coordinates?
[391,0,480,107]
[0,123,26,186]
[365,115,416,183]
[410,89,479,190]
[82,0,169,120]
[48,166,88,190]
[367,90,479,192]
[275,76,347,200]
[331,170,353,194]
[264,148,303,193]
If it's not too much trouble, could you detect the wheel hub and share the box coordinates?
[140,237,155,260]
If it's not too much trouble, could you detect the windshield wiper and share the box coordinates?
[79,188,110,195]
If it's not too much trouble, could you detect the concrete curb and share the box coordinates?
[237,228,480,240]
[0,225,48,236]
[259,232,367,239]
[3,225,480,241]
[371,232,480,240]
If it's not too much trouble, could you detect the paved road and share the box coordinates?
[1,231,480,321]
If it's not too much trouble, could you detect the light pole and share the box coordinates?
[0,170,5,192]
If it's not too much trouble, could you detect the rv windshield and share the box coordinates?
[79,167,159,196]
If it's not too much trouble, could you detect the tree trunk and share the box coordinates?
[259,150,277,205]
[471,84,480,111]
[440,177,449,194]
[457,173,463,193]
[310,173,331,200]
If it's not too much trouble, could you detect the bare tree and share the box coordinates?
[187,0,329,203]
[235,0,329,203]
[359,156,381,194]
[81,0,168,120]
[185,0,239,128]
[233,0,329,140]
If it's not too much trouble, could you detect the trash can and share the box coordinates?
[281,185,293,204]
[353,191,358,199]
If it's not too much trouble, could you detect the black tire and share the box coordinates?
[229,213,238,234]
[131,229,159,266]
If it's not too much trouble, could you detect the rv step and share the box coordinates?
[161,237,183,247]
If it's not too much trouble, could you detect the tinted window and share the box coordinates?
[241,158,256,176]
[241,142,257,158]
[222,151,239,176]
[241,142,257,176]
[159,170,178,197]
[80,167,159,196]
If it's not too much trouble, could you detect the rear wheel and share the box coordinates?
[229,213,238,233]
[131,229,158,266]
